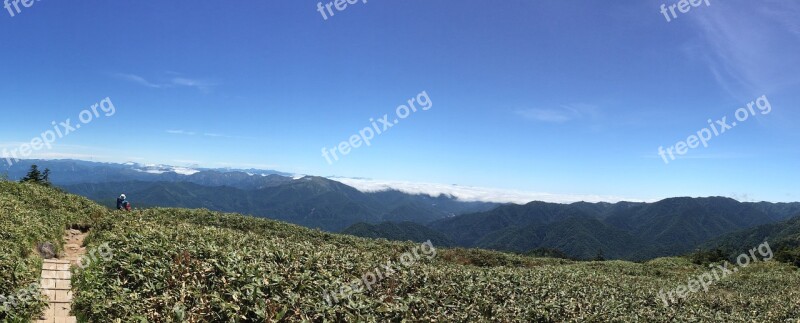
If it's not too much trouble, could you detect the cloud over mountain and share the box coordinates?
[330,177,640,204]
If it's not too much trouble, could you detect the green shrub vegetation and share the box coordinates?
[525,248,573,260]
[341,221,456,247]
[0,181,106,321]
[75,210,800,322]
[2,182,800,321]
[687,248,728,266]
[776,246,800,268]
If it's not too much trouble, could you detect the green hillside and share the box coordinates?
[0,181,107,321]
[341,221,456,247]
[3,181,800,322]
[475,215,645,259]
[701,215,800,264]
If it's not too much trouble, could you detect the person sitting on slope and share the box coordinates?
[117,194,127,210]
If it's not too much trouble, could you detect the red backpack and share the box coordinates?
[124,201,132,211]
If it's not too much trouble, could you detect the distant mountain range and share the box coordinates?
[426,197,800,260]
[345,198,800,260]
[5,159,799,260]
[1,159,293,189]
[2,159,498,231]
[64,178,499,231]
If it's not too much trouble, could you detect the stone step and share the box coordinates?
[42,289,73,303]
[41,270,72,280]
[35,318,77,323]
[39,230,87,323]
[35,318,78,323]
[36,303,76,322]
[42,262,71,271]
[40,278,72,290]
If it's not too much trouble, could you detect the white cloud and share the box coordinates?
[515,108,577,123]
[24,152,111,160]
[0,142,30,149]
[165,130,251,140]
[170,77,215,92]
[134,168,167,174]
[728,192,756,202]
[132,163,200,176]
[689,1,800,96]
[115,73,164,88]
[115,73,216,91]
[166,130,196,136]
[515,104,598,123]
[203,133,251,139]
[329,177,643,204]
[0,142,131,165]
[172,167,200,176]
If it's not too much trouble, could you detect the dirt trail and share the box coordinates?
[62,229,88,266]
[36,229,87,323]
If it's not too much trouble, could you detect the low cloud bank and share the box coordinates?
[329,177,640,204]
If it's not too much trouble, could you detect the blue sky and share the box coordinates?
[1,0,799,202]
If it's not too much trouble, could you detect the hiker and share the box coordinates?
[116,194,126,210]
[116,194,131,211]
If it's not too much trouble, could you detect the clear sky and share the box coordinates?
[1,0,798,202]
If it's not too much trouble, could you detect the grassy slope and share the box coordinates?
[341,221,456,247]
[3,182,800,322]
[0,181,107,321]
[77,210,800,322]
